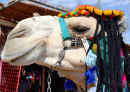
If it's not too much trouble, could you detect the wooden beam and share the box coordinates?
[0,59,2,85]
[0,18,16,27]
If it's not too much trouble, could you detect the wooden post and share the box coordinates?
[42,66,45,92]
[0,59,2,85]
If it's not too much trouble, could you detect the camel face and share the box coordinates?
[1,16,60,65]
[1,15,98,91]
[1,16,97,66]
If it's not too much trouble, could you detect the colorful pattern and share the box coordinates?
[58,5,124,20]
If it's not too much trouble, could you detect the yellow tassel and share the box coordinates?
[79,7,82,10]
[81,10,86,14]
[58,13,63,17]
[103,10,112,16]
[86,5,90,10]
[81,6,86,10]
[113,10,120,16]
[89,6,94,13]
[120,11,124,16]
[94,9,102,16]
[70,12,75,16]
[75,8,79,11]
[93,44,97,53]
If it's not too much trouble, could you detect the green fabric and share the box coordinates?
[99,38,125,92]
[68,15,72,17]
[101,83,104,92]
[121,57,124,74]
[59,17,72,40]
[122,81,127,92]
[62,13,67,17]
[99,38,109,64]
[99,38,125,74]
[74,11,78,15]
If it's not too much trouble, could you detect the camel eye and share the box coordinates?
[73,26,90,34]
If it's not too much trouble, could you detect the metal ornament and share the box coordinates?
[71,37,83,47]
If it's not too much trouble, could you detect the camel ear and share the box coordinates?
[33,12,41,17]
[118,15,127,33]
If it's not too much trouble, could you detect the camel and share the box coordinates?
[1,5,127,92]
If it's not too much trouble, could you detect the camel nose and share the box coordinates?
[7,29,27,41]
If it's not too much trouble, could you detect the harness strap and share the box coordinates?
[45,17,84,92]
[59,17,71,40]
[50,48,66,73]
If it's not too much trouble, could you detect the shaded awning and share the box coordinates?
[0,0,61,23]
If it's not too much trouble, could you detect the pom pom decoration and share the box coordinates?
[84,50,97,68]
[83,66,97,85]
[64,79,76,90]
[93,44,98,53]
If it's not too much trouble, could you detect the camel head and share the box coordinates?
[1,5,128,91]
[1,15,98,65]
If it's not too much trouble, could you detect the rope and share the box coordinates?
[58,5,124,20]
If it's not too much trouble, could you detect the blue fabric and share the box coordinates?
[83,66,97,85]
[59,17,72,40]
[84,50,97,68]
[64,79,76,90]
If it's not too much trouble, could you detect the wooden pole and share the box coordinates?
[0,59,2,85]
[42,66,45,92]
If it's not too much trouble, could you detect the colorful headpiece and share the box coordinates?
[58,5,124,20]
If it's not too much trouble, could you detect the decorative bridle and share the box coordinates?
[47,5,130,92]
[46,17,85,92]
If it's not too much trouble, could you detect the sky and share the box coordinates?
[0,0,130,44]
